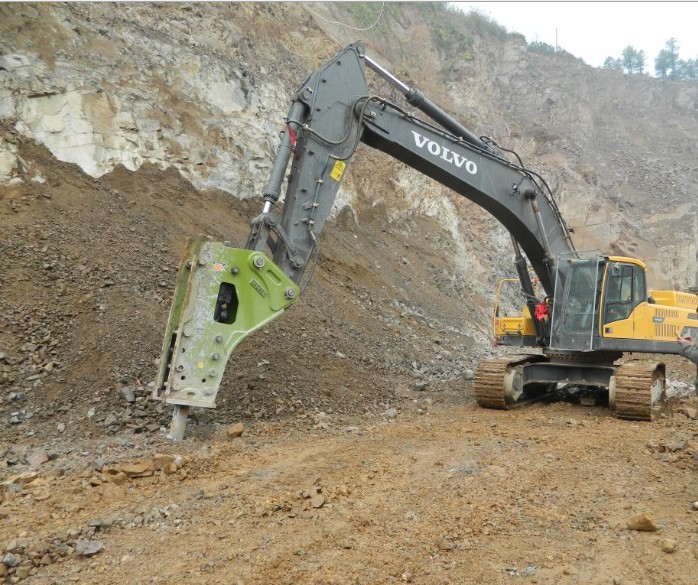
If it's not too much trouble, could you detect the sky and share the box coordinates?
[453,2,698,71]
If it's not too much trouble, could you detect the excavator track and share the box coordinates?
[474,354,550,410]
[610,361,666,421]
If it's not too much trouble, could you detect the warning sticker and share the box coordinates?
[330,160,346,181]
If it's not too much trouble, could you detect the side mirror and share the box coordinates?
[647,295,656,304]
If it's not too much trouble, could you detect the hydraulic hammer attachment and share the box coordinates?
[153,236,300,437]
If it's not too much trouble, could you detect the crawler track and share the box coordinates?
[611,361,665,421]
[474,354,547,409]
[476,354,666,422]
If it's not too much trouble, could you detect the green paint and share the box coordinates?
[154,237,299,408]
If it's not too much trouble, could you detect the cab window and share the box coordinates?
[603,263,645,323]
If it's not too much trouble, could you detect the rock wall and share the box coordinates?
[0,4,288,198]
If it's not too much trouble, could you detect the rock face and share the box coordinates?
[0,3,287,198]
[1,2,696,290]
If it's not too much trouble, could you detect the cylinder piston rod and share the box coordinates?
[363,55,489,151]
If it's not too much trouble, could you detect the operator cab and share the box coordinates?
[551,255,647,351]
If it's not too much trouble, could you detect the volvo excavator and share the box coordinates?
[154,43,698,439]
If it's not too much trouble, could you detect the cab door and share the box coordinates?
[550,254,603,351]
[601,262,646,338]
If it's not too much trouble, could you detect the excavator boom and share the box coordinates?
[247,43,575,294]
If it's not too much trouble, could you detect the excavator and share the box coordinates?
[153,42,698,439]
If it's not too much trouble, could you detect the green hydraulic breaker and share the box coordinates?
[154,236,300,439]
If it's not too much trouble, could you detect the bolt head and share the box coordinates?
[215,335,223,343]
[253,256,266,269]
[285,287,296,299]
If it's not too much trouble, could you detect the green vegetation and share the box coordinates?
[461,7,508,40]
[653,38,698,80]
[602,46,645,75]
[413,2,477,62]
[654,38,679,78]
[604,38,698,80]
[673,59,698,81]
[428,4,510,62]
[417,1,450,17]
[528,41,556,55]
[344,2,387,30]
[430,19,474,60]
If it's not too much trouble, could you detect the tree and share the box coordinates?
[602,56,623,71]
[675,58,698,80]
[655,38,680,78]
[602,46,644,75]
[621,46,645,75]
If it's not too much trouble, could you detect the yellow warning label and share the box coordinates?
[330,160,346,181]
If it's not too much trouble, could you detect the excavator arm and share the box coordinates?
[154,42,577,438]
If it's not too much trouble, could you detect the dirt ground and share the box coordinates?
[1,134,697,585]
[1,398,697,585]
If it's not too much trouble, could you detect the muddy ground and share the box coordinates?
[1,136,697,584]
